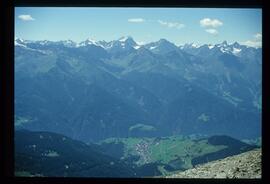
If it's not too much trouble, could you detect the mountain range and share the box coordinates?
[15,36,262,142]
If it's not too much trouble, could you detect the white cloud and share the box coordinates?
[128,18,145,23]
[242,40,262,48]
[18,14,35,21]
[158,20,185,29]
[158,20,167,26]
[242,33,262,48]
[254,33,262,40]
[205,29,218,35]
[200,18,223,28]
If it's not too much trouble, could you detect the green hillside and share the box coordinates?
[99,135,257,176]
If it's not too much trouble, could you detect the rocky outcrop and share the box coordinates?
[166,149,261,178]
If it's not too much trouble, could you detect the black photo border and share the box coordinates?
[1,0,269,184]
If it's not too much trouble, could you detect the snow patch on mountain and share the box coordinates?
[220,47,231,54]
[15,39,47,54]
[79,38,104,48]
[150,46,157,50]
[15,40,27,47]
[191,43,201,48]
[119,36,129,42]
[134,45,141,49]
[208,45,214,49]
[232,47,241,55]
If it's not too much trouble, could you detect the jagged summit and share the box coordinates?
[118,36,133,42]
[118,36,137,46]
[221,40,228,46]
[158,38,169,43]
[232,41,241,48]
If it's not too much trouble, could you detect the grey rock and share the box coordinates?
[166,149,261,179]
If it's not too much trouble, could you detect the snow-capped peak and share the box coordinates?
[119,36,137,45]
[217,41,227,48]
[118,36,129,42]
[15,38,24,43]
[38,40,51,45]
[64,39,75,44]
[78,38,107,48]
[85,38,98,45]
[107,36,138,50]
[15,41,25,47]
[14,38,47,54]
[232,42,241,48]
[15,38,27,47]
[183,43,200,49]
[208,44,214,49]
[215,41,244,55]
[192,43,201,48]
[221,41,228,46]
[59,40,77,47]
[87,37,96,42]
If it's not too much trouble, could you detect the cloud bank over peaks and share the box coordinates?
[242,33,262,48]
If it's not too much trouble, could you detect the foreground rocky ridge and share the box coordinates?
[166,149,261,178]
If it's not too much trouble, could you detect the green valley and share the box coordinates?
[99,135,257,176]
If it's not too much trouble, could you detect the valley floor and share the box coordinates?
[165,149,261,179]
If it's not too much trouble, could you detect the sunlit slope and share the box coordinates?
[165,149,261,178]
[99,135,257,176]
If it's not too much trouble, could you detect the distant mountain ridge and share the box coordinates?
[15,36,261,142]
[15,36,261,50]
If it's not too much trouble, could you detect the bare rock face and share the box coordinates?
[166,149,261,178]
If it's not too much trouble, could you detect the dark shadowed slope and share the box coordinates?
[15,130,136,177]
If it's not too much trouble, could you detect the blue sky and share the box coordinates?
[15,7,262,47]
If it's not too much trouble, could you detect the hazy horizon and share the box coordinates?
[15,7,262,47]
